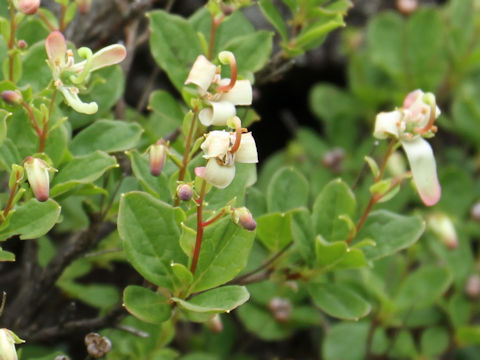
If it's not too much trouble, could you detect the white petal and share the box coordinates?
[220,79,252,105]
[204,159,236,189]
[90,44,127,72]
[233,132,258,163]
[185,55,217,92]
[59,86,98,114]
[373,111,402,139]
[199,101,236,126]
[201,130,231,158]
[401,137,441,206]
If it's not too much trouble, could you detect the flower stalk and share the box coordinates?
[191,180,207,274]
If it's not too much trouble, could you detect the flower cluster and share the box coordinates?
[45,31,126,114]
[374,89,441,206]
[185,51,258,189]
[185,51,252,127]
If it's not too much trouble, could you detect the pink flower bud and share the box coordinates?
[232,207,256,231]
[176,184,193,202]
[205,314,223,333]
[322,147,345,173]
[396,0,418,15]
[16,0,40,15]
[465,274,480,300]
[470,202,480,222]
[1,90,23,105]
[268,297,292,323]
[428,213,458,250]
[23,157,50,202]
[76,0,91,14]
[149,142,166,176]
[17,40,27,49]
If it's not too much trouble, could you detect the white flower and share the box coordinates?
[185,52,253,127]
[199,128,258,189]
[373,89,441,206]
[0,328,24,360]
[45,31,126,114]
[23,157,55,202]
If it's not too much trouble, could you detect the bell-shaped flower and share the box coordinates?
[0,328,24,360]
[45,31,126,114]
[185,52,253,127]
[199,128,258,189]
[373,89,441,206]
[148,141,166,176]
[23,157,53,202]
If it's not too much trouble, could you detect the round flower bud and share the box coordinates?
[176,184,193,202]
[54,356,69,360]
[17,40,27,49]
[465,274,480,300]
[1,90,23,105]
[205,314,223,333]
[232,207,256,231]
[396,0,418,15]
[322,147,345,173]
[76,0,91,14]
[15,0,40,15]
[470,202,480,222]
[268,297,292,323]
[85,333,112,359]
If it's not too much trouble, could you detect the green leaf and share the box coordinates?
[127,150,171,201]
[144,90,185,140]
[123,285,172,324]
[223,31,273,78]
[190,218,255,293]
[0,109,9,148]
[395,266,452,310]
[366,12,404,78]
[312,179,356,242]
[58,282,120,311]
[420,326,449,357]
[256,212,291,253]
[259,0,288,41]
[236,302,292,340]
[294,15,344,51]
[267,167,308,212]
[323,322,369,360]
[70,119,143,156]
[0,247,15,261]
[118,191,187,290]
[357,210,425,260]
[148,10,202,91]
[405,9,447,90]
[290,208,315,266]
[50,151,117,197]
[0,199,61,241]
[67,66,126,129]
[456,326,480,346]
[309,283,371,320]
[19,42,51,92]
[172,285,249,322]
[0,138,21,171]
[16,17,50,45]
[315,236,347,269]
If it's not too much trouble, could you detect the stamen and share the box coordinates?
[415,103,437,135]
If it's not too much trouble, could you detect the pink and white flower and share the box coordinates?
[185,52,252,127]
[374,89,441,206]
[45,31,126,114]
[197,124,258,189]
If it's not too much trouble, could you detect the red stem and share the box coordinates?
[175,109,198,206]
[207,15,224,60]
[216,57,237,93]
[21,101,42,137]
[191,181,207,274]
[202,209,225,227]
